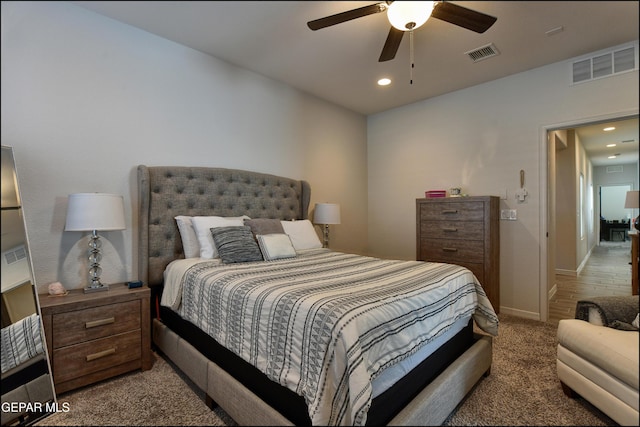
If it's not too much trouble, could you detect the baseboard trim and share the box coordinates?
[499,306,540,321]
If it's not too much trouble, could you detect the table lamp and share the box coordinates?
[624,190,639,231]
[313,203,341,248]
[65,193,125,293]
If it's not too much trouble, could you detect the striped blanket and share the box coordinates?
[1,313,44,374]
[169,249,499,426]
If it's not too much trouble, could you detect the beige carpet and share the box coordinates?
[37,314,615,426]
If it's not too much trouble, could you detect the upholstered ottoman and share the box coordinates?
[557,296,639,426]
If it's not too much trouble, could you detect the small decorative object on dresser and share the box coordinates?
[39,284,151,393]
[416,196,500,312]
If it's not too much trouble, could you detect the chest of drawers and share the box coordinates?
[39,285,151,393]
[416,196,500,312]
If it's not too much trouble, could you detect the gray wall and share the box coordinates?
[1,2,368,293]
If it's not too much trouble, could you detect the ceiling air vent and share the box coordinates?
[606,165,623,173]
[572,44,638,84]
[465,43,500,63]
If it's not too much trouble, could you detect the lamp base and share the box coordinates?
[84,283,109,293]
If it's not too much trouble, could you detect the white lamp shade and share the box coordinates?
[65,193,126,231]
[314,203,341,225]
[387,1,434,31]
[624,190,639,209]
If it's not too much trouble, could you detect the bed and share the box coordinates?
[137,165,498,426]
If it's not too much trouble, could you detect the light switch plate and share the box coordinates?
[500,209,517,220]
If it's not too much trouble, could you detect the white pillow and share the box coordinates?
[257,234,297,260]
[191,215,250,258]
[281,219,322,250]
[175,216,200,258]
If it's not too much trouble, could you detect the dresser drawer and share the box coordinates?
[52,330,141,384]
[419,239,484,263]
[52,299,141,348]
[419,220,484,240]
[419,201,485,221]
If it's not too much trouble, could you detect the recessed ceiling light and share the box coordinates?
[603,127,616,131]
[378,78,391,86]
[606,143,617,147]
[608,155,617,159]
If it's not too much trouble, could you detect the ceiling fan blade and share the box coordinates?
[431,1,497,33]
[379,26,404,62]
[307,2,387,31]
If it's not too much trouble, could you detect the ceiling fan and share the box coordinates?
[307,1,497,62]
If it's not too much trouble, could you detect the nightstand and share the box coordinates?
[39,284,151,394]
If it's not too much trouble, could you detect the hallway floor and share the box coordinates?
[548,240,633,325]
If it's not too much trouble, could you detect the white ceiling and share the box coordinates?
[72,1,638,165]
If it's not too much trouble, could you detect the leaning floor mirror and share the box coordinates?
[1,145,56,426]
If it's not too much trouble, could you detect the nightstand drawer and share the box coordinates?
[52,330,141,384]
[419,201,485,221]
[52,299,141,348]
[419,239,484,263]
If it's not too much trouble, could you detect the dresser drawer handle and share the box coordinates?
[442,227,458,232]
[442,209,458,214]
[442,247,458,252]
[86,347,116,362]
[85,317,115,329]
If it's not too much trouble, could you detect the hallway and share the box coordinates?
[548,240,633,325]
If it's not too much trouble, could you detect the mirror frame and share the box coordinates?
[1,145,56,426]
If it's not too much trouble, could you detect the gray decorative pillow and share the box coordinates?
[244,218,285,237]
[210,226,263,263]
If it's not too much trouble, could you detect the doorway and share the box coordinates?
[540,111,639,322]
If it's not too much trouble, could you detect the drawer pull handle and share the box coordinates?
[85,317,115,329]
[442,227,458,232]
[442,209,458,214]
[443,247,458,252]
[86,347,116,362]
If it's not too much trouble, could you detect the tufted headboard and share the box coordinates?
[137,165,311,287]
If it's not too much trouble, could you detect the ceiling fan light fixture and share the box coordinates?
[387,1,434,31]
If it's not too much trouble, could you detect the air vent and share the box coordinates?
[465,43,500,63]
[606,165,623,173]
[621,139,635,143]
[572,44,638,84]
[4,246,27,265]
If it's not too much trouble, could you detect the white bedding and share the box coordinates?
[162,249,498,425]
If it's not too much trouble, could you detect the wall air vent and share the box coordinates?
[465,43,500,63]
[4,246,27,265]
[606,165,623,173]
[572,43,638,84]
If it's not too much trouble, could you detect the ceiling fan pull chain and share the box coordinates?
[410,29,414,85]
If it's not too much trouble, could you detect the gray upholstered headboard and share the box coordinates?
[137,165,311,287]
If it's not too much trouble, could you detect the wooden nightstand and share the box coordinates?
[39,284,151,394]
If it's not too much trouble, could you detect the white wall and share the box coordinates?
[1,2,368,293]
[367,43,639,319]
[2,2,638,321]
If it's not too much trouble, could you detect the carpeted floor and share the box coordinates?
[37,314,616,426]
